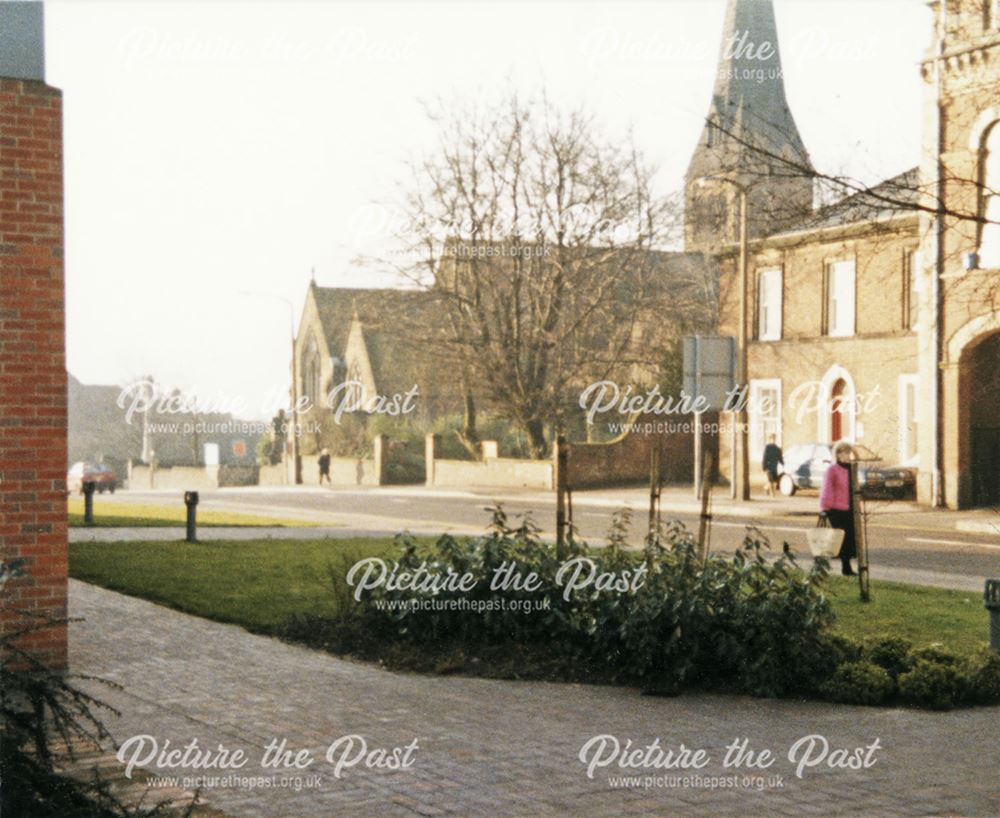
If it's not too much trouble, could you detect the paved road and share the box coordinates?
[70,579,1000,817]
[92,487,1000,590]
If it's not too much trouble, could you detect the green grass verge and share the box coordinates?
[824,576,988,653]
[67,498,323,529]
[68,538,991,652]
[69,539,398,630]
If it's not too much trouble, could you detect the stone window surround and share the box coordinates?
[817,364,858,444]
[898,373,920,467]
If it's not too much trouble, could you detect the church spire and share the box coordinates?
[684,0,815,251]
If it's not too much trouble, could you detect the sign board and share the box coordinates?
[203,442,220,467]
[683,336,736,412]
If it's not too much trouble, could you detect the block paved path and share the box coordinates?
[70,579,1000,817]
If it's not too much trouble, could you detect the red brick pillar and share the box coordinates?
[0,77,68,670]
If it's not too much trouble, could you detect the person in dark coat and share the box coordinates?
[761,435,784,497]
[820,441,857,576]
[318,448,331,485]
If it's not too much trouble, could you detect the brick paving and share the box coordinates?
[70,579,1000,817]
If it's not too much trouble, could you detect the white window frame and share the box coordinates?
[757,267,783,341]
[826,260,856,337]
[749,379,782,464]
[898,374,919,467]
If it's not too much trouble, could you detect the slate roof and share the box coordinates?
[772,167,922,237]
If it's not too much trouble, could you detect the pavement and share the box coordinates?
[70,579,1000,818]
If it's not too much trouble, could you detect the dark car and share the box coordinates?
[777,444,916,499]
[67,462,118,494]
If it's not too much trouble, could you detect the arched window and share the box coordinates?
[303,336,321,403]
[979,122,1000,268]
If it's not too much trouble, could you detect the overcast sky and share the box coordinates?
[45,0,930,420]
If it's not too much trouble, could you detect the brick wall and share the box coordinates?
[0,78,68,670]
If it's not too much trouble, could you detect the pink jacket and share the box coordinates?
[820,463,851,511]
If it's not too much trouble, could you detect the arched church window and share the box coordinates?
[303,336,321,403]
[979,122,1000,268]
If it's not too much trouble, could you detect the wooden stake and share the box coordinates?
[850,461,871,602]
[555,435,568,559]
[648,445,662,536]
[697,451,714,563]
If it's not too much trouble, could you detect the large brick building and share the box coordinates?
[692,0,999,509]
[0,2,68,668]
[916,0,1000,508]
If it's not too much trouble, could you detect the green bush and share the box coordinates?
[319,510,835,699]
[797,633,863,695]
[820,661,895,706]
[863,636,914,679]
[908,642,958,667]
[958,646,1000,705]
[898,659,963,710]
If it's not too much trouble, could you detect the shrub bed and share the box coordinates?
[280,510,1000,710]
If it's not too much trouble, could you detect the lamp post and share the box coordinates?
[240,290,302,485]
[698,175,751,501]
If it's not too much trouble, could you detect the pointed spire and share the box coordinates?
[684,0,815,250]
[695,0,812,172]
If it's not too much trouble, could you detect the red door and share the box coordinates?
[830,379,847,442]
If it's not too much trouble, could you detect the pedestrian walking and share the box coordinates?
[318,448,331,485]
[820,441,857,576]
[761,434,783,497]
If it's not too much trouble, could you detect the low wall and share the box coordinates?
[128,463,219,491]
[258,462,289,486]
[218,464,259,487]
[431,457,554,489]
[425,435,553,489]
[567,413,706,489]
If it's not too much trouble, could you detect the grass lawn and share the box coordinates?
[68,538,991,651]
[824,576,988,653]
[69,538,399,630]
[67,498,323,529]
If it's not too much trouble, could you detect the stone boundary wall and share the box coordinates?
[425,435,554,489]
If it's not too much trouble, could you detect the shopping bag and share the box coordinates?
[806,514,844,558]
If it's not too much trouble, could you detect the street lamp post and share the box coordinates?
[698,175,751,502]
[240,291,302,485]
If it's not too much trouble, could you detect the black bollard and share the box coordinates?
[184,491,199,543]
[82,481,95,525]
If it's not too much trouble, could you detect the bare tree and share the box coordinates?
[379,92,711,458]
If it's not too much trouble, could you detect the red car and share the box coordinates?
[67,462,118,494]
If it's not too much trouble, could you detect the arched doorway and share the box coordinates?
[818,365,856,444]
[830,379,848,442]
[964,332,1000,506]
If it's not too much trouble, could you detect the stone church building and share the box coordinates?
[693,0,1000,508]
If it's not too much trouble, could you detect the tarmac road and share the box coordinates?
[89,485,1000,590]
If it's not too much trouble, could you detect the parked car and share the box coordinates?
[777,444,916,499]
[67,462,118,494]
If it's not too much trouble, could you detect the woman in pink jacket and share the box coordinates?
[820,441,857,576]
